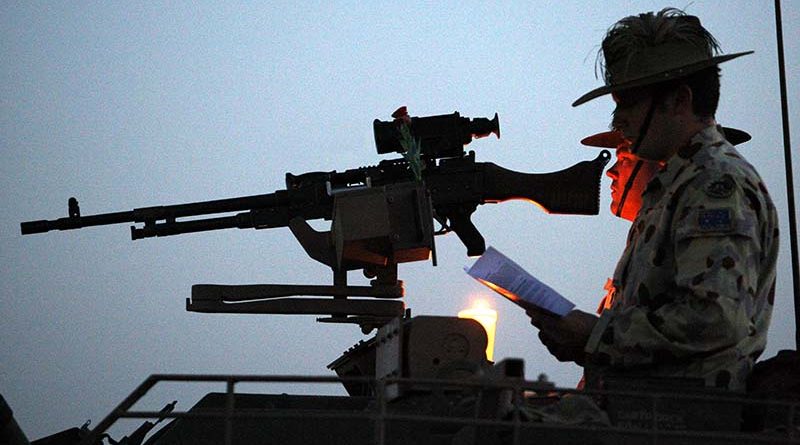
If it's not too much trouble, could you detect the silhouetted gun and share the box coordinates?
[21,109,610,330]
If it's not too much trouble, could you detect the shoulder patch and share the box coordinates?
[697,208,733,232]
[704,174,735,198]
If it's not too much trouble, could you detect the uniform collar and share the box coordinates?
[689,124,726,150]
[645,125,724,195]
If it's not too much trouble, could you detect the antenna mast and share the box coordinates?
[773,0,799,349]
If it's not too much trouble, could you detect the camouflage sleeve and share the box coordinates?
[585,173,763,368]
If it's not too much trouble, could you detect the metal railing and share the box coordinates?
[80,373,799,445]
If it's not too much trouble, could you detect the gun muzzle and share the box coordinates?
[20,220,53,235]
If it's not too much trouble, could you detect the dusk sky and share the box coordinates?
[2,1,798,439]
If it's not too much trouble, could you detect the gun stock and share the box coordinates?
[482,150,611,214]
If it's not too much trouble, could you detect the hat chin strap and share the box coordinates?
[615,159,643,218]
[616,93,662,218]
[628,93,661,156]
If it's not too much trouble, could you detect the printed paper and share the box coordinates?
[464,246,574,316]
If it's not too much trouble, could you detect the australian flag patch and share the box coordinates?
[697,208,734,232]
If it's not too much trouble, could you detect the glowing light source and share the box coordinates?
[458,299,498,361]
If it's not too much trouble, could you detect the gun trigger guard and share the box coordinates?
[432,214,451,235]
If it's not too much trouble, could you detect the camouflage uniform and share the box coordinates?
[584,125,779,392]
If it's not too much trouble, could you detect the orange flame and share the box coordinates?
[458,298,498,361]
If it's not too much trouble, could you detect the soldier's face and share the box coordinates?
[611,90,679,161]
[606,145,662,221]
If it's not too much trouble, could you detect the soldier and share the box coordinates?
[581,127,752,313]
[529,8,779,392]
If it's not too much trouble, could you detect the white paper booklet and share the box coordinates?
[464,246,575,316]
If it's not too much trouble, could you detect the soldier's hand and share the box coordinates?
[526,308,598,366]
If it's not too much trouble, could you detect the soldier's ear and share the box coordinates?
[672,84,694,116]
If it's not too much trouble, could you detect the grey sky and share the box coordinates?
[1,1,798,439]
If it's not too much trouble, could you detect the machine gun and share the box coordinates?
[21,109,610,332]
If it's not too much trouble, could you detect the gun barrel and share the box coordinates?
[131,193,287,221]
[21,210,138,234]
[131,214,247,239]
[20,192,289,236]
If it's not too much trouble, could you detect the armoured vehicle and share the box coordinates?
[7,106,799,445]
[6,4,800,439]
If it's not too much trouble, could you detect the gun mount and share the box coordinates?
[21,109,610,332]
